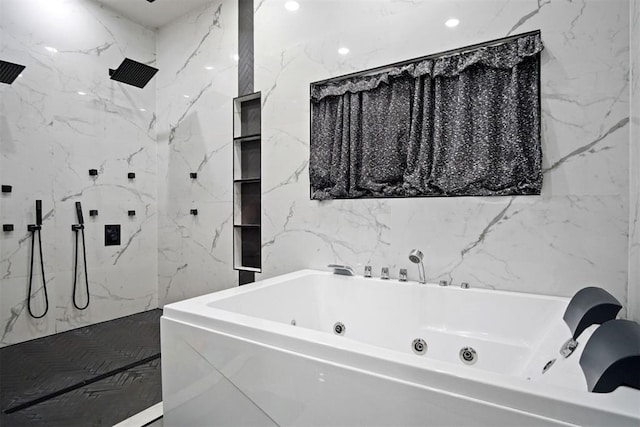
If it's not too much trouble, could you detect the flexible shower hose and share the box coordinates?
[72,226,90,310]
[27,227,48,318]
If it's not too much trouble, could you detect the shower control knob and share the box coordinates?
[364,265,372,278]
[381,267,389,280]
[399,269,408,282]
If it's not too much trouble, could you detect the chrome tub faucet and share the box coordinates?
[328,264,355,276]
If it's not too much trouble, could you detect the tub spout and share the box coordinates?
[328,264,355,276]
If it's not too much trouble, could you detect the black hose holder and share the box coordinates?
[579,319,640,393]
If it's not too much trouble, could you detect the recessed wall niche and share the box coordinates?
[233,92,262,272]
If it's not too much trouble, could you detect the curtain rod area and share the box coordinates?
[311,30,541,86]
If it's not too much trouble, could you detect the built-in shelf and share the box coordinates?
[233,134,261,142]
[233,92,262,277]
[233,178,260,184]
[233,265,261,273]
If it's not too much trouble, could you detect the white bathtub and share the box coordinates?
[161,270,640,426]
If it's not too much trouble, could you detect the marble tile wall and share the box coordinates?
[0,0,158,346]
[630,0,640,322]
[156,1,238,305]
[254,0,634,313]
[2,0,636,345]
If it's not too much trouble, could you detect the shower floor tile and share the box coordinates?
[2,357,162,427]
[0,309,162,426]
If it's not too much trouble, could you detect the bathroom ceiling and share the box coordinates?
[93,0,213,29]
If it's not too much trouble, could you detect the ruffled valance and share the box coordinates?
[432,33,543,77]
[311,33,543,102]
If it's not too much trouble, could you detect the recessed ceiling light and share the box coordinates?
[284,1,300,11]
[183,94,190,99]
[338,47,350,55]
[77,91,87,96]
[205,66,214,70]
[139,108,146,112]
[232,54,239,62]
[45,46,58,53]
[445,18,460,28]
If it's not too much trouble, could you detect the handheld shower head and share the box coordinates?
[408,249,426,284]
[75,201,84,225]
[409,249,423,264]
[35,200,42,226]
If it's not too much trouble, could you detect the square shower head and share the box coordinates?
[0,60,26,85]
[109,58,158,89]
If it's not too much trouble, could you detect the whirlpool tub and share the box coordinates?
[161,270,640,426]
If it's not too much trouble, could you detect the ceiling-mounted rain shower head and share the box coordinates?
[409,249,423,264]
[409,249,426,284]
[0,60,26,85]
[109,58,158,88]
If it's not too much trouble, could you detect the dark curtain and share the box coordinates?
[310,33,543,199]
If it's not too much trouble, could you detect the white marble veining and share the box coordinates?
[254,0,634,310]
[156,1,238,305]
[0,0,158,346]
[629,0,640,322]
[2,0,638,345]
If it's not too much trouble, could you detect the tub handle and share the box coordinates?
[579,319,640,393]
[563,287,621,340]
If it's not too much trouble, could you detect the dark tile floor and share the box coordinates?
[0,309,162,426]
